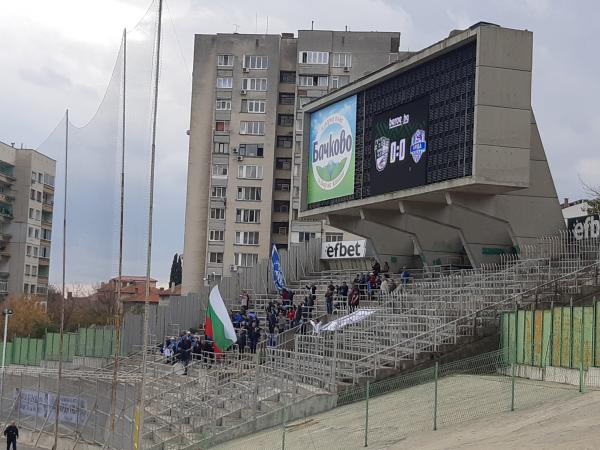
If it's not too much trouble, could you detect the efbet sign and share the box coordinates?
[568,214,600,240]
[307,95,357,204]
[321,240,366,259]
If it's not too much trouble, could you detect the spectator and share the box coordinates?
[3,421,18,450]
[372,260,381,276]
[267,329,279,347]
[307,294,315,318]
[339,281,349,298]
[238,329,247,354]
[325,286,334,315]
[353,273,361,285]
[367,272,378,298]
[306,283,317,298]
[180,335,192,374]
[348,287,360,312]
[388,278,397,293]
[248,323,260,353]
[380,276,389,295]
[401,267,410,285]
[277,311,287,331]
[267,310,277,334]
[240,290,250,309]
[382,261,390,273]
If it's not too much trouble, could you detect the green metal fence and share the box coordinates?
[500,302,599,369]
[0,326,116,366]
[210,349,585,449]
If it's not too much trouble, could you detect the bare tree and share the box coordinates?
[580,177,600,214]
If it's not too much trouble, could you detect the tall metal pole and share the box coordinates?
[1,312,8,369]
[111,28,127,433]
[53,108,69,450]
[136,1,163,446]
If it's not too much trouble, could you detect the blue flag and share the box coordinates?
[271,244,287,292]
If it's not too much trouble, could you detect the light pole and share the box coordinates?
[1,308,13,370]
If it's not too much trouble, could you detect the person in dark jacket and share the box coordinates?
[3,421,18,450]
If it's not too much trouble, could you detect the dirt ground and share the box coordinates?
[215,375,597,450]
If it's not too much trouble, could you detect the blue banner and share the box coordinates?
[271,245,287,292]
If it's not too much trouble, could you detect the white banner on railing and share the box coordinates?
[321,309,376,332]
[321,240,367,259]
[15,388,89,425]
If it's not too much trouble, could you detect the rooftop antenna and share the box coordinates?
[233,23,240,33]
[266,16,269,34]
[311,20,314,30]
[345,25,348,32]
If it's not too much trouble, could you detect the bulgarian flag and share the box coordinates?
[204,285,237,353]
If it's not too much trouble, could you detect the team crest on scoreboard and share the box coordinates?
[410,129,427,163]
[374,137,390,172]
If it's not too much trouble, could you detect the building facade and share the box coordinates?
[182,30,401,294]
[0,141,55,300]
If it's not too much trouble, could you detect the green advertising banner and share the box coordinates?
[307,95,356,204]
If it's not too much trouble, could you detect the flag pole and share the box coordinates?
[110,27,127,433]
[137,0,163,446]
[53,108,68,450]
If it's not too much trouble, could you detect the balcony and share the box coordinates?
[39,256,49,266]
[42,200,54,212]
[37,275,49,285]
[0,206,12,222]
[43,183,55,193]
[0,162,15,185]
[0,192,14,204]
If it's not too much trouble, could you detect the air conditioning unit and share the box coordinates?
[241,89,247,95]
[343,66,350,72]
[242,67,249,73]
[229,264,238,272]
[237,155,244,161]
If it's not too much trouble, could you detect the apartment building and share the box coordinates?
[182,30,400,294]
[0,141,55,300]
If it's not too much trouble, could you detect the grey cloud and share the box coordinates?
[19,66,73,89]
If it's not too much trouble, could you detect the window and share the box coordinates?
[43,173,55,187]
[277,136,293,148]
[25,265,30,276]
[216,99,232,110]
[280,71,296,83]
[217,54,234,67]
[42,229,51,241]
[216,77,233,89]
[241,99,266,113]
[210,208,225,220]
[325,232,344,242]
[275,179,290,191]
[234,252,258,267]
[238,144,264,157]
[209,230,224,241]
[40,246,50,258]
[298,51,329,64]
[33,246,38,257]
[298,75,328,87]
[237,187,261,201]
[299,232,316,242]
[236,208,260,223]
[211,186,227,198]
[243,55,268,69]
[273,222,288,235]
[215,121,229,132]
[31,171,36,183]
[30,189,36,201]
[239,121,265,135]
[214,142,229,154]
[36,210,41,220]
[238,165,263,179]
[235,231,259,245]
[332,52,352,68]
[28,227,34,238]
[278,114,294,127]
[38,173,43,183]
[241,78,267,91]
[34,228,39,239]
[273,200,290,213]
[208,252,224,264]
[279,93,295,105]
[331,75,350,90]
[276,158,292,170]
[31,266,37,276]
[29,208,34,219]
[36,191,42,202]
[26,245,32,256]
[24,283,29,294]
[212,164,228,177]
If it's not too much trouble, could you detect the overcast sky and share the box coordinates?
[0,0,597,285]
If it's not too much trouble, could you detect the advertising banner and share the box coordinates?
[321,240,367,259]
[307,95,357,204]
[15,388,89,425]
[567,214,600,240]
[369,96,430,195]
